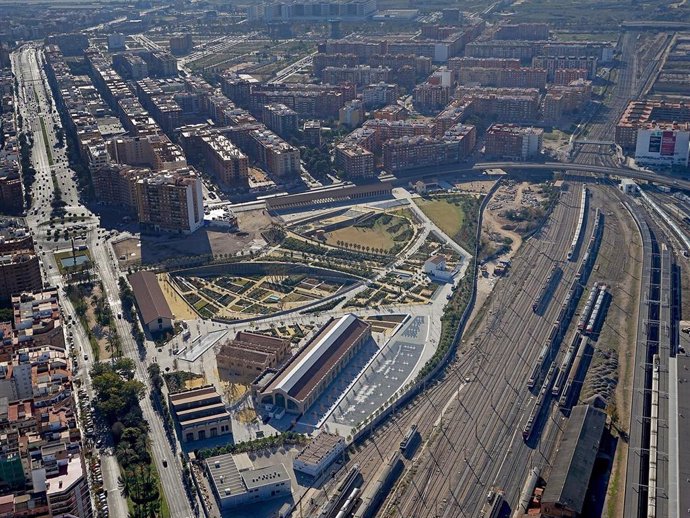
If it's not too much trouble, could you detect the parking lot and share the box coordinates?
[321,315,429,435]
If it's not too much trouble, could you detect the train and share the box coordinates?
[480,489,504,518]
[514,467,540,518]
[532,266,563,313]
[399,424,419,456]
[577,284,600,331]
[585,285,608,335]
[552,332,580,397]
[567,186,588,261]
[523,363,557,441]
[558,336,589,409]
[527,342,549,389]
[335,487,361,518]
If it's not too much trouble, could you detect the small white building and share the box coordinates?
[423,255,447,274]
[206,453,291,509]
[293,432,345,478]
[423,255,456,282]
[619,178,638,195]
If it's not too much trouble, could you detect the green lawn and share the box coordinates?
[39,117,54,166]
[324,214,412,253]
[123,460,170,518]
[414,194,483,251]
[415,198,465,240]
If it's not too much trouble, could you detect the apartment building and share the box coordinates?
[484,124,543,160]
[553,68,589,85]
[248,130,300,178]
[362,82,398,109]
[458,67,547,89]
[335,143,376,178]
[199,133,249,187]
[465,40,536,60]
[373,104,409,122]
[382,124,476,172]
[447,57,521,72]
[339,99,364,128]
[413,83,450,113]
[91,165,151,212]
[542,80,592,122]
[170,33,193,55]
[12,289,64,350]
[135,168,204,233]
[495,23,550,40]
[303,120,322,147]
[0,252,42,305]
[532,55,598,80]
[0,169,22,216]
[456,86,541,122]
[112,53,149,80]
[616,100,690,150]
[262,103,299,138]
[323,65,391,86]
[144,51,178,77]
[107,134,187,172]
[0,231,40,305]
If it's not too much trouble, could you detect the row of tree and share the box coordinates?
[91,360,164,517]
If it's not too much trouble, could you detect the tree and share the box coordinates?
[148,364,163,393]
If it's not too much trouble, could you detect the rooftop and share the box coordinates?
[128,271,174,325]
[206,453,290,498]
[294,432,344,466]
[263,314,370,402]
[541,404,607,514]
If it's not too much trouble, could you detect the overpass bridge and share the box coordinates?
[571,140,616,147]
[471,162,690,190]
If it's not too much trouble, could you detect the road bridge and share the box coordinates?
[471,162,690,191]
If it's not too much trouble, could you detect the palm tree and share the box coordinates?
[117,474,130,499]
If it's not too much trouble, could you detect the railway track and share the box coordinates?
[359,186,590,517]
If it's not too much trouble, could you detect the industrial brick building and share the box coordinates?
[257,314,371,415]
[128,271,174,334]
[216,331,291,383]
[169,385,232,443]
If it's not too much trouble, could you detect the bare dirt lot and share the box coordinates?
[120,208,276,265]
[113,237,141,267]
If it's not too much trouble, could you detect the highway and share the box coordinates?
[13,45,196,518]
[472,162,690,191]
[271,51,317,83]
[388,160,690,192]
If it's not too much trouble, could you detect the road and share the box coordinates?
[13,44,196,518]
[12,43,128,518]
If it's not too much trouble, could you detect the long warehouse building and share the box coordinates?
[257,314,371,415]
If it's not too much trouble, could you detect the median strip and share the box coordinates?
[39,117,54,166]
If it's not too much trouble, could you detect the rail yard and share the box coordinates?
[308,177,686,518]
